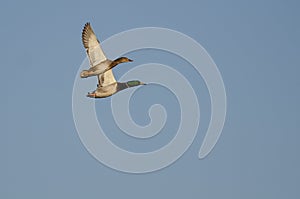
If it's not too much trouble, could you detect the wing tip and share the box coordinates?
[82,22,92,49]
[84,22,90,29]
[82,22,91,35]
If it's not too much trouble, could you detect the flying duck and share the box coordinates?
[80,22,133,78]
[80,22,146,98]
[86,70,146,98]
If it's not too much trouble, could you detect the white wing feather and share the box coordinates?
[82,23,107,67]
[98,70,117,87]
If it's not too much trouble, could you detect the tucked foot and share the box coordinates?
[86,92,96,98]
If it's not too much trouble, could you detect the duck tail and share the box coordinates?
[80,70,90,78]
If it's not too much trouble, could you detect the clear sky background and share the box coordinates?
[1,0,299,198]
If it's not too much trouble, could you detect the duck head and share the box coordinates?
[114,57,133,64]
[127,80,146,87]
[107,57,133,71]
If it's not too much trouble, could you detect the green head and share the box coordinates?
[127,80,146,87]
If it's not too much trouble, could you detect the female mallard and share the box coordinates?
[86,69,146,98]
[80,22,133,78]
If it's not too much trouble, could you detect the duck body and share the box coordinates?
[87,82,118,98]
[80,57,133,78]
[80,59,113,78]
[87,81,145,98]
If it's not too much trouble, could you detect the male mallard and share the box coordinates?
[80,22,133,78]
[86,70,146,98]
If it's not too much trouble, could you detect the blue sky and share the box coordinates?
[1,0,300,198]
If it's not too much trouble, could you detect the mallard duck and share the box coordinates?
[86,70,146,98]
[80,22,146,98]
[80,22,133,78]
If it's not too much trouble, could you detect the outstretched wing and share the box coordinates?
[82,22,106,67]
[98,70,117,87]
